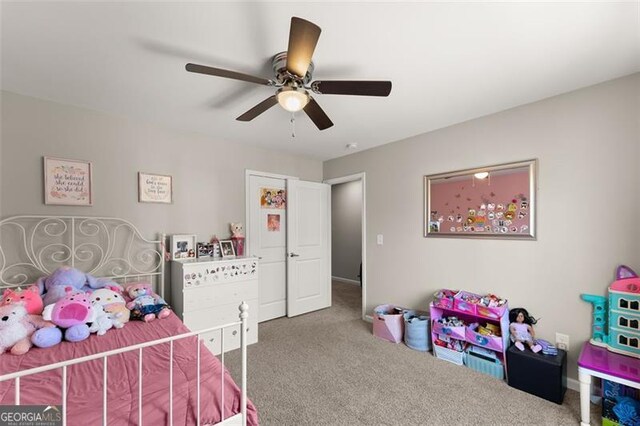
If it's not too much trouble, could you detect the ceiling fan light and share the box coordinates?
[276,87,309,112]
[474,172,489,179]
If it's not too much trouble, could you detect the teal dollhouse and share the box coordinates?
[582,265,640,358]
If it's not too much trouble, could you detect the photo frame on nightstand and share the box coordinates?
[170,234,197,260]
[219,240,236,258]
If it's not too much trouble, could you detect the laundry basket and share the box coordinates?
[373,304,406,343]
[403,311,431,351]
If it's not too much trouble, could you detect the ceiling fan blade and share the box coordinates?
[286,17,321,78]
[311,80,392,97]
[303,97,333,130]
[236,95,278,121]
[186,63,271,86]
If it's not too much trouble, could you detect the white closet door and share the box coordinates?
[286,179,331,317]
[248,176,287,322]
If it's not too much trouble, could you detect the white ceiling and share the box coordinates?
[2,2,639,160]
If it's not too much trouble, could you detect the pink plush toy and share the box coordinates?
[126,283,171,322]
[32,290,96,348]
[0,303,53,355]
[1,285,44,315]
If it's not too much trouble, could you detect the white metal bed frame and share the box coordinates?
[0,215,249,426]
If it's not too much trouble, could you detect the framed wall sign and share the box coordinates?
[424,159,537,239]
[138,172,172,204]
[43,156,93,206]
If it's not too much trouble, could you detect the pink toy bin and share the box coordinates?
[432,320,466,341]
[476,304,508,320]
[433,289,458,310]
[453,291,481,315]
[373,304,406,343]
[465,326,504,351]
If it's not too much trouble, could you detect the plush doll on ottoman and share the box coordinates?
[126,283,171,322]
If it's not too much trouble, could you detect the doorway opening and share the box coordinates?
[325,173,366,321]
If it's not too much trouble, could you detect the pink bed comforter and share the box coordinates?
[0,313,258,425]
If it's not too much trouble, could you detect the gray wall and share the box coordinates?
[1,91,323,241]
[324,73,640,379]
[331,180,362,282]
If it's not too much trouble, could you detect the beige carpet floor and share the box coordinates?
[227,281,600,425]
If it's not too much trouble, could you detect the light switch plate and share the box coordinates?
[376,234,383,245]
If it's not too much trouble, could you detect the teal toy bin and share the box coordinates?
[465,350,504,380]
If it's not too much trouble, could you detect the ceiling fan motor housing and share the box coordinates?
[272,51,314,85]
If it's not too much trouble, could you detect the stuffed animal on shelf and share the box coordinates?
[89,287,130,329]
[229,223,245,256]
[1,285,44,315]
[36,266,123,307]
[509,307,542,353]
[0,303,54,355]
[31,290,96,348]
[126,283,171,322]
[230,222,244,238]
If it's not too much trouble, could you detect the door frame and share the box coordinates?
[244,169,299,258]
[323,172,367,321]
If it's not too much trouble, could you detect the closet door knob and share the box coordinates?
[289,252,300,258]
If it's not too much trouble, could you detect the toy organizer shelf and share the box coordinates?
[430,296,510,379]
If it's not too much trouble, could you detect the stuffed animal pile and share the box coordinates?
[0,267,172,355]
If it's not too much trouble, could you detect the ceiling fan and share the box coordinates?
[186,17,392,131]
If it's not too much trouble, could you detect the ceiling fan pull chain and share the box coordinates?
[290,113,296,138]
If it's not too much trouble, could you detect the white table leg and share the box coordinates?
[579,369,592,426]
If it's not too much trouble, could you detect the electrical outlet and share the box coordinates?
[556,333,570,352]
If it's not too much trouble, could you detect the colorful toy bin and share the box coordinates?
[373,305,408,343]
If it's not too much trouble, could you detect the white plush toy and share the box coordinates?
[90,288,130,329]
[230,222,244,238]
[88,304,114,336]
[0,303,52,355]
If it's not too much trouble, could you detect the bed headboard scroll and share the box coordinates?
[0,216,166,297]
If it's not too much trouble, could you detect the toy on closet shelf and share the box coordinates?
[509,307,542,353]
[126,283,171,322]
[582,265,640,359]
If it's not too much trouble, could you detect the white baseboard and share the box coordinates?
[332,276,360,286]
[567,377,579,392]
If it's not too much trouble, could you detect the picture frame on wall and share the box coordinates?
[43,156,93,206]
[170,234,197,260]
[219,240,236,258]
[138,172,172,204]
